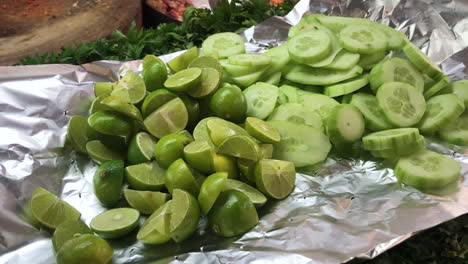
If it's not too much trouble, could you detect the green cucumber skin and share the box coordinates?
[326,104,365,144]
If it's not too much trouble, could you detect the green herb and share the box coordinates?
[17,0,296,65]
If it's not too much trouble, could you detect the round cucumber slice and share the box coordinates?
[376,82,426,127]
[220,60,266,77]
[307,26,342,68]
[369,57,424,93]
[369,135,425,158]
[262,44,291,76]
[417,94,465,134]
[228,54,272,67]
[326,104,365,144]
[285,64,363,86]
[288,29,332,64]
[202,32,245,58]
[362,128,421,150]
[243,82,278,120]
[439,112,468,146]
[296,91,340,120]
[339,25,387,54]
[350,93,393,131]
[358,51,388,70]
[403,42,443,78]
[323,50,360,71]
[267,103,324,132]
[324,74,369,97]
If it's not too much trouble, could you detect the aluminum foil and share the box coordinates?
[1,0,468,263]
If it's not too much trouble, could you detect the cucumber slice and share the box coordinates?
[376,82,426,127]
[220,59,267,77]
[262,44,290,76]
[267,103,324,131]
[369,135,425,158]
[395,150,461,190]
[280,80,322,93]
[418,94,465,134]
[297,91,340,120]
[423,74,436,92]
[358,51,388,70]
[285,65,363,85]
[439,112,468,146]
[324,74,369,97]
[308,26,343,68]
[323,50,360,70]
[450,80,468,107]
[369,57,424,93]
[268,121,332,167]
[326,104,365,144]
[277,85,299,104]
[202,32,245,59]
[362,128,421,150]
[288,29,332,64]
[260,72,281,86]
[403,42,443,78]
[350,93,393,131]
[339,25,387,54]
[228,54,272,67]
[243,82,278,120]
[423,76,450,99]
[288,14,325,38]
[229,68,268,88]
[341,94,353,104]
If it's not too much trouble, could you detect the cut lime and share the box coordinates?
[255,159,296,199]
[245,117,280,143]
[206,118,249,146]
[168,46,199,72]
[164,68,202,92]
[93,160,124,207]
[67,115,90,153]
[124,189,170,215]
[193,117,221,147]
[154,133,193,169]
[236,158,256,182]
[187,68,221,98]
[125,161,166,191]
[127,132,157,165]
[213,153,238,179]
[260,143,273,159]
[30,187,81,230]
[216,135,260,161]
[52,220,92,252]
[183,140,215,174]
[141,89,178,118]
[209,84,246,123]
[90,208,140,239]
[137,201,172,244]
[100,96,143,121]
[143,98,188,138]
[179,94,200,129]
[189,56,224,76]
[170,189,200,242]
[142,55,168,92]
[97,133,128,153]
[112,71,146,104]
[89,95,110,114]
[56,234,113,264]
[178,130,194,140]
[94,82,114,97]
[165,158,200,196]
[88,111,133,136]
[86,140,125,164]
[198,172,228,215]
[223,179,267,207]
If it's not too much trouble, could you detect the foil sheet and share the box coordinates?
[1,0,468,263]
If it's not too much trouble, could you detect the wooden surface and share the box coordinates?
[0,0,141,65]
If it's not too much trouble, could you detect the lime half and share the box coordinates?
[193,117,221,147]
[112,71,146,104]
[164,68,202,92]
[86,140,124,164]
[94,82,114,97]
[187,68,221,98]
[167,46,199,72]
[183,140,215,174]
[245,117,281,143]
[124,189,170,215]
[127,132,157,165]
[170,189,200,242]
[143,98,188,138]
[125,161,166,191]
[90,208,140,239]
[165,159,200,196]
[189,56,224,76]
[141,89,177,118]
[223,179,267,207]
[142,55,168,92]
[93,160,124,207]
[206,118,249,146]
[198,172,228,215]
[88,111,133,136]
[67,115,89,153]
[137,201,172,244]
[52,220,92,252]
[255,159,296,199]
[216,135,260,161]
[56,234,113,264]
[100,96,143,121]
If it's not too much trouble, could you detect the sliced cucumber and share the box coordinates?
[202,32,245,58]
[220,59,266,77]
[339,25,387,54]
[260,72,281,86]
[362,128,421,150]
[277,84,299,104]
[395,150,461,190]
[418,94,465,134]
[285,65,363,85]
[369,135,425,158]
[268,121,331,167]
[280,80,322,93]
[369,57,424,93]
[403,42,443,78]
[423,74,436,92]
[358,51,388,70]
[243,82,278,120]
[308,26,343,68]
[228,54,272,67]
[288,29,332,64]
[262,44,290,76]
[326,104,365,144]
[267,103,324,131]
[423,76,450,99]
[297,91,340,120]
[450,80,468,107]
[350,93,393,131]
[324,74,369,97]
[323,50,360,70]
[376,82,426,127]
[288,14,325,38]
[229,68,268,88]
[439,112,468,146]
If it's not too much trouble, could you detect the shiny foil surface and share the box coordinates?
[1,0,468,263]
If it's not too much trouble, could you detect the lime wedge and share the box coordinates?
[30,187,81,230]
[188,56,224,76]
[141,89,177,118]
[198,172,228,215]
[154,133,193,169]
[169,189,200,242]
[100,96,143,121]
[177,130,194,140]
[167,46,199,72]
[127,132,157,165]
[52,220,92,252]
[255,159,296,199]
[137,201,172,244]
[143,98,188,138]
[213,153,238,179]
[124,189,170,215]
[89,95,110,114]
[142,55,168,92]
[112,71,146,104]
[165,159,200,196]
[88,111,133,136]
[187,68,221,98]
[183,140,215,174]
[86,140,124,164]
[193,117,221,147]
[216,135,260,161]
[56,234,113,264]
[94,82,114,97]
[97,133,129,153]
[93,160,124,207]
[164,68,202,92]
[67,115,89,153]
[206,118,249,146]
[223,179,267,207]
[125,161,166,191]
[245,117,281,143]
[259,143,273,159]
[90,208,140,239]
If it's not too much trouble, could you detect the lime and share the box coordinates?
[137,201,172,244]
[179,94,200,128]
[210,84,246,123]
[86,140,125,164]
[187,68,221,98]
[89,95,110,114]
[170,189,200,242]
[216,135,260,161]
[255,159,296,199]
[88,111,133,136]
[223,179,267,207]
[164,68,202,92]
[165,159,200,196]
[52,220,92,252]
[30,187,81,230]
[112,71,146,104]
[208,190,258,237]
[237,158,256,182]
[94,82,114,97]
[183,140,215,174]
[167,46,199,72]
[90,208,140,239]
[67,115,90,153]
[177,130,194,140]
[127,132,157,165]
[206,118,249,146]
[259,143,273,159]
[193,117,221,147]
[56,234,113,264]
[213,153,238,179]
[100,96,143,121]
[245,117,280,143]
[141,89,177,117]
[154,133,193,168]
[98,133,129,152]
[93,160,124,207]
[142,55,168,92]
[125,161,166,191]
[188,56,224,77]
[143,98,188,138]
[198,172,228,215]
[124,189,170,215]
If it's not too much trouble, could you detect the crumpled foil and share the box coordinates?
[1,0,468,263]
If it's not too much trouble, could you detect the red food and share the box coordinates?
[147,0,193,21]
